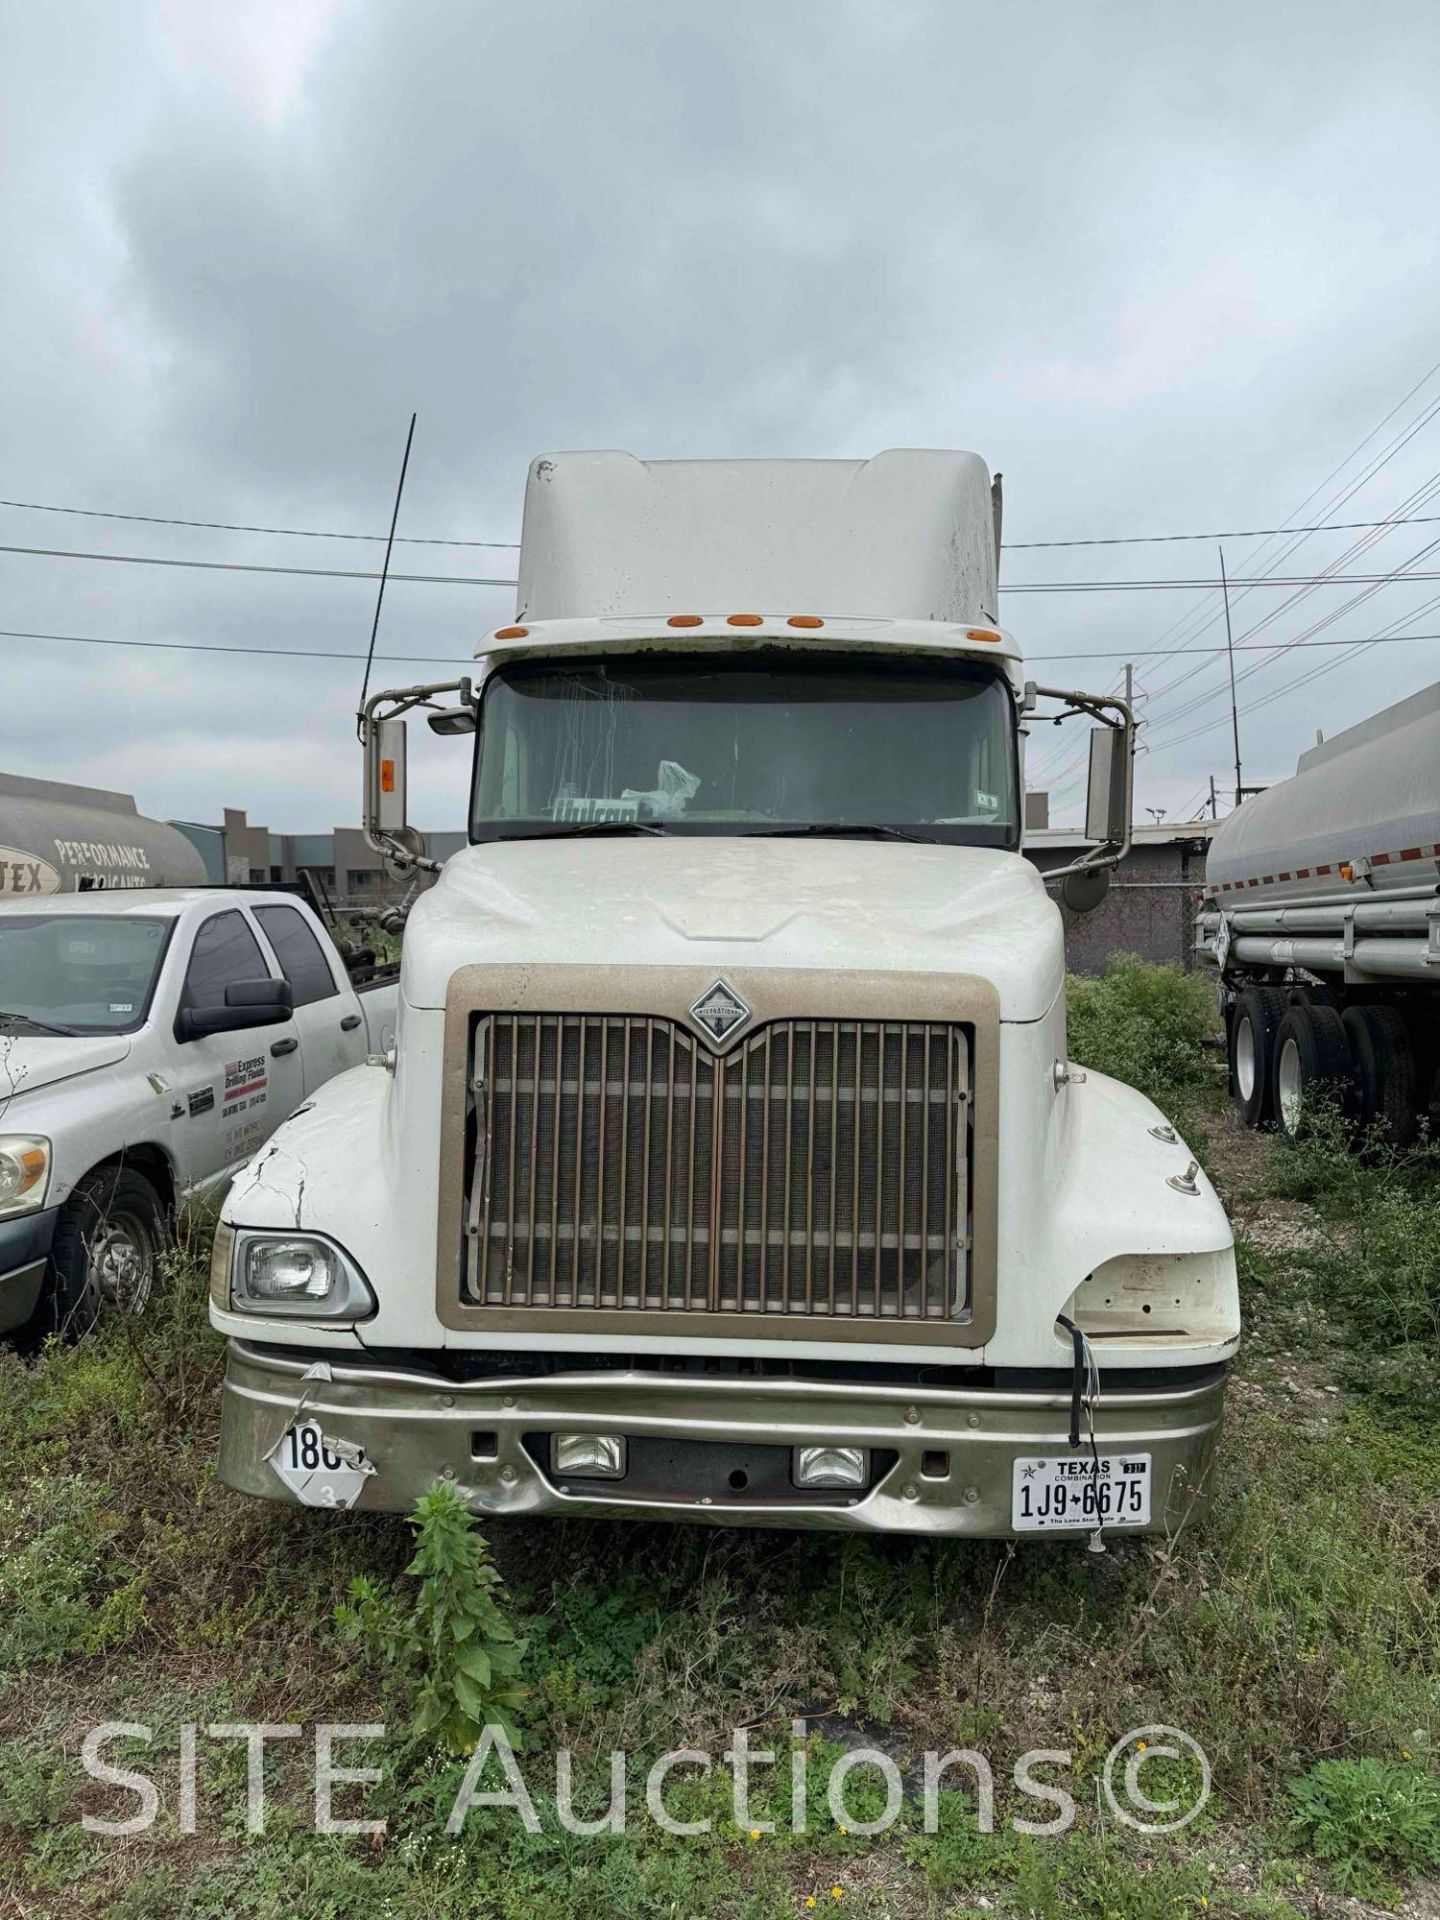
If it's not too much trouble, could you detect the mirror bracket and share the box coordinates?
[1026,684,1134,893]
[360,677,474,874]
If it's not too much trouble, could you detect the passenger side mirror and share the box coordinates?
[1085,726,1130,846]
[1026,685,1133,914]
[178,977,293,1042]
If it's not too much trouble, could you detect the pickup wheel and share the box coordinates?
[1342,1005,1418,1150]
[1229,987,1288,1128]
[1271,1005,1356,1146]
[41,1167,165,1339]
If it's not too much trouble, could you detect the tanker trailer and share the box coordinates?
[1196,678,1440,1145]
[0,772,207,896]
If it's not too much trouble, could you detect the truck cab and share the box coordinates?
[211,450,1237,1538]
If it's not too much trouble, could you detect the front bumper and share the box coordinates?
[0,1208,57,1335]
[219,1341,1228,1537]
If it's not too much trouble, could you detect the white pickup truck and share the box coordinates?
[0,888,398,1337]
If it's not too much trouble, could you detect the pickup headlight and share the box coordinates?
[0,1136,50,1219]
[222,1228,376,1319]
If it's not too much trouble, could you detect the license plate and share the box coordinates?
[1011,1453,1151,1531]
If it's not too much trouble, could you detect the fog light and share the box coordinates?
[553,1433,627,1479]
[793,1445,868,1490]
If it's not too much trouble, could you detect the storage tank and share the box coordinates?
[1205,678,1440,904]
[0,771,207,896]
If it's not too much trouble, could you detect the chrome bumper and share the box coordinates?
[218,1341,1227,1538]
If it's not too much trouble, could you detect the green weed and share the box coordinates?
[1066,952,1222,1133]
[335,1480,528,1752]
[1287,1756,1440,1901]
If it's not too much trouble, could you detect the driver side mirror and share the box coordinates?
[177,977,293,1042]
[371,716,408,832]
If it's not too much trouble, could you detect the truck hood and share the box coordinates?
[404,837,1063,1022]
[0,1032,132,1100]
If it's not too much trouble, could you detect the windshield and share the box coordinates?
[470,653,1019,846]
[0,914,172,1034]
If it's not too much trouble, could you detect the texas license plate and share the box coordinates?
[1011,1453,1151,1531]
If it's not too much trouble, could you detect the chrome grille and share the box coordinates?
[464,1014,970,1320]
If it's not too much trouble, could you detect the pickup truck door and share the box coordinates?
[171,908,305,1190]
[250,901,364,1097]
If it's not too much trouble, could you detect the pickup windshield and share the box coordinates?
[470,653,1019,846]
[0,914,171,1034]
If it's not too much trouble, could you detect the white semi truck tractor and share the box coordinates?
[1199,680,1440,1147]
[210,450,1238,1539]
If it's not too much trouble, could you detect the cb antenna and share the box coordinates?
[356,410,417,739]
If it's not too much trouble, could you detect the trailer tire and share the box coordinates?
[1272,1005,1355,1146]
[39,1167,165,1340]
[1229,987,1287,1128]
[1342,1005,1418,1150]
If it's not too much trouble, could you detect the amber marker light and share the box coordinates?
[379,759,396,794]
[965,627,1002,643]
[494,625,529,639]
[787,615,824,629]
[727,613,764,626]
[667,614,704,627]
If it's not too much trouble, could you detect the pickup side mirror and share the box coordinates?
[177,977,293,1042]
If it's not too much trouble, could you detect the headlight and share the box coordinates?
[0,1136,50,1219]
[226,1230,376,1319]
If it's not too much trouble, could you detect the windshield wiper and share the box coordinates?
[0,1010,80,1037]
[493,821,670,842]
[740,823,933,845]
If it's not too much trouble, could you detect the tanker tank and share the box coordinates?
[0,771,207,896]
[1205,678,1440,904]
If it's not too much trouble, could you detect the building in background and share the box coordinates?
[1,771,460,905]
[1025,814,1214,973]
[170,808,465,903]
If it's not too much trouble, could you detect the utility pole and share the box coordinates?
[1219,544,1243,808]
[1208,773,1218,820]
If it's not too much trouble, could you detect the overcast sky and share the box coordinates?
[4,0,1440,832]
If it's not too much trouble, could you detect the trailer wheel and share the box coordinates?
[39,1167,165,1339]
[1229,987,1288,1127]
[1272,1005,1355,1146]
[1342,1005,1418,1150]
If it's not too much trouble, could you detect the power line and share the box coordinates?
[1142,590,1440,757]
[8,622,1440,671]
[0,542,514,588]
[12,489,1440,554]
[1102,363,1440,703]
[0,627,469,665]
[1006,512,1440,549]
[13,536,1440,595]
[0,495,520,548]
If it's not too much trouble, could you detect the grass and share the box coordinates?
[0,955,1435,1916]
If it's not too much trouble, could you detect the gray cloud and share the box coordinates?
[5,0,1440,830]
